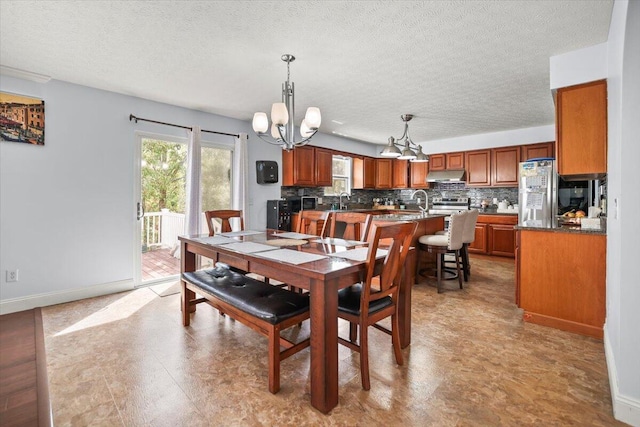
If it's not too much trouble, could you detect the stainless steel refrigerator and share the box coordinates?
[518,159,557,228]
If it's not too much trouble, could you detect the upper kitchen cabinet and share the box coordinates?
[465,149,491,187]
[353,157,376,189]
[282,146,332,187]
[447,152,465,170]
[556,80,607,177]
[314,147,333,186]
[429,153,464,171]
[428,154,446,171]
[392,159,409,189]
[375,158,393,189]
[409,161,429,188]
[521,141,555,161]
[491,146,520,187]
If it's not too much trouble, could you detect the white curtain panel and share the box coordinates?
[232,133,248,221]
[185,126,202,235]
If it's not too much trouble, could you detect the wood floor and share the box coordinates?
[0,308,51,427]
[9,255,626,426]
[142,247,179,281]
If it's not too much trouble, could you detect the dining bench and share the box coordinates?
[181,264,310,393]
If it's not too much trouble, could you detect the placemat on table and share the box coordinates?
[265,239,308,246]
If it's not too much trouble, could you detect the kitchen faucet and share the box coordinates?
[339,192,350,210]
[410,189,428,214]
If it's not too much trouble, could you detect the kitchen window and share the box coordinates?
[324,155,352,196]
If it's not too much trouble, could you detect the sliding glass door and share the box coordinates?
[134,133,232,285]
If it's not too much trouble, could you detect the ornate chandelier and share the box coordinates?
[252,54,321,151]
[380,114,429,162]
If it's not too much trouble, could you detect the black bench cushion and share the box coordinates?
[337,284,393,316]
[182,267,309,325]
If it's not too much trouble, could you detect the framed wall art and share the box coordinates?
[0,92,45,145]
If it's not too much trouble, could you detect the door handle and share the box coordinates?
[137,202,145,220]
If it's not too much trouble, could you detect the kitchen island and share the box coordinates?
[515,225,606,338]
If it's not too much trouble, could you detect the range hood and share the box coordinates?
[426,170,466,182]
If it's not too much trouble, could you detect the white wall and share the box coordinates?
[549,42,608,90]
[605,0,640,425]
[416,125,555,155]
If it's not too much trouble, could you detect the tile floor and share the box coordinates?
[41,255,623,426]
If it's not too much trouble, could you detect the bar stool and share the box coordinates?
[435,209,479,282]
[460,209,479,281]
[418,211,467,293]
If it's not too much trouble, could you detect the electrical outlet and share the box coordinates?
[6,269,19,282]
[317,197,323,205]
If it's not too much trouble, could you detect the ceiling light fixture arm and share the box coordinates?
[380,114,429,162]
[252,54,321,151]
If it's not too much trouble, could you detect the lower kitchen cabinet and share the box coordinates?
[468,224,488,253]
[468,214,517,257]
[517,229,605,339]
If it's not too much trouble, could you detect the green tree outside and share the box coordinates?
[141,138,232,214]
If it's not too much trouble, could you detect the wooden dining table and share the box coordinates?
[179,230,415,414]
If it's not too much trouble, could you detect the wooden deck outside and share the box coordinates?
[142,248,180,281]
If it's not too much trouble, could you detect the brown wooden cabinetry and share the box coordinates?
[409,161,429,188]
[447,152,465,169]
[491,146,520,187]
[465,150,491,187]
[430,153,464,171]
[488,224,516,257]
[468,224,488,253]
[283,146,333,187]
[468,214,517,257]
[517,229,606,339]
[392,159,409,188]
[314,147,333,187]
[521,141,554,161]
[283,146,314,186]
[375,158,393,189]
[428,154,446,171]
[353,157,376,189]
[556,80,607,177]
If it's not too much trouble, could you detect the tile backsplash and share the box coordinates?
[281,182,519,209]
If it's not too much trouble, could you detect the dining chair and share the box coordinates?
[337,221,417,390]
[296,210,332,237]
[205,209,244,236]
[418,210,467,293]
[204,209,282,288]
[328,211,373,241]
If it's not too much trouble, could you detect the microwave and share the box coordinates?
[287,196,317,213]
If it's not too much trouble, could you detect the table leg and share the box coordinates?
[399,248,415,348]
[309,278,339,414]
[181,241,197,320]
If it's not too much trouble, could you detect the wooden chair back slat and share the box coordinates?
[204,210,244,236]
[329,212,373,241]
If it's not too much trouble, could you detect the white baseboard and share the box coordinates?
[605,328,640,427]
[0,279,135,315]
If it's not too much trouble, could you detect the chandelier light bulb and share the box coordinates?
[300,120,313,137]
[271,102,289,126]
[271,123,282,140]
[304,107,321,129]
[252,112,269,133]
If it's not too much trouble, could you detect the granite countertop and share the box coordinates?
[515,223,606,235]
[372,213,447,221]
[474,207,518,215]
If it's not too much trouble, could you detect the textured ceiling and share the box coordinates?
[0,1,613,146]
